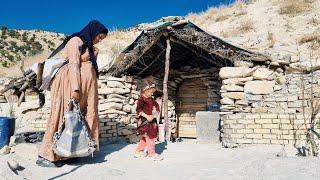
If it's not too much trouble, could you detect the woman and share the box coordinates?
[37,20,108,167]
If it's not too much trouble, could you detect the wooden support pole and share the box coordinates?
[163,39,171,142]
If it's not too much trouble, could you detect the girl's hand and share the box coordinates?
[146,115,154,122]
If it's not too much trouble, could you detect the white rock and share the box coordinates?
[109,94,126,99]
[131,94,139,100]
[107,76,125,82]
[234,60,254,67]
[220,97,234,105]
[99,102,123,111]
[219,67,256,79]
[129,99,135,105]
[235,99,248,105]
[99,88,130,95]
[100,109,127,115]
[131,90,140,95]
[277,75,286,85]
[7,158,19,170]
[106,97,124,103]
[253,68,274,80]
[107,81,125,88]
[125,83,132,89]
[9,136,16,147]
[221,84,244,92]
[119,129,133,136]
[274,85,282,91]
[244,81,275,95]
[122,104,131,113]
[222,77,253,85]
[0,145,10,155]
[221,92,245,100]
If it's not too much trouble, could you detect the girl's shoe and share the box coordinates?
[148,154,163,161]
[134,150,147,158]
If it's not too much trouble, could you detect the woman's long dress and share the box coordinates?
[39,37,99,162]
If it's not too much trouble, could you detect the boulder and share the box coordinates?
[252,68,273,80]
[219,67,256,79]
[244,81,275,95]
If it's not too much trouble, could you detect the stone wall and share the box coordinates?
[97,75,176,143]
[221,113,320,146]
[219,65,320,145]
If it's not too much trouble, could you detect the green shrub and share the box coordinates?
[1,61,8,67]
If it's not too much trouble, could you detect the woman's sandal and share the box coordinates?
[36,157,64,168]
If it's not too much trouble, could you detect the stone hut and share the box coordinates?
[100,17,276,143]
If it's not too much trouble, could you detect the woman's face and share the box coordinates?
[93,33,107,44]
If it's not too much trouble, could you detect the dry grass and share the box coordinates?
[215,14,230,22]
[220,31,229,38]
[279,0,313,17]
[238,19,254,33]
[299,30,320,45]
[267,32,275,48]
[309,17,320,25]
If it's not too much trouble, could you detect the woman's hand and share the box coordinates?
[72,91,80,101]
[94,47,99,56]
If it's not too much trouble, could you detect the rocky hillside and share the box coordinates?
[0,28,64,75]
[1,0,319,76]
[98,0,320,72]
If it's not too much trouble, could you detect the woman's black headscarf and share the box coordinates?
[67,20,108,77]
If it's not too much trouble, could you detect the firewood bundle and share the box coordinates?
[0,69,45,107]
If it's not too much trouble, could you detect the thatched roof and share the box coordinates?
[107,16,270,78]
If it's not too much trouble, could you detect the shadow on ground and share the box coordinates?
[47,142,129,180]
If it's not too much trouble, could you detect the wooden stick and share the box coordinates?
[163,39,171,141]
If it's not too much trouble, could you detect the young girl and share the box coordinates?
[134,81,163,161]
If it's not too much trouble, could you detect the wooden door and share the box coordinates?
[176,78,208,138]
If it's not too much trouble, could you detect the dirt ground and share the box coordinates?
[1,140,320,180]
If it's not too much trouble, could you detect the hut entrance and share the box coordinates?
[176,78,208,138]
